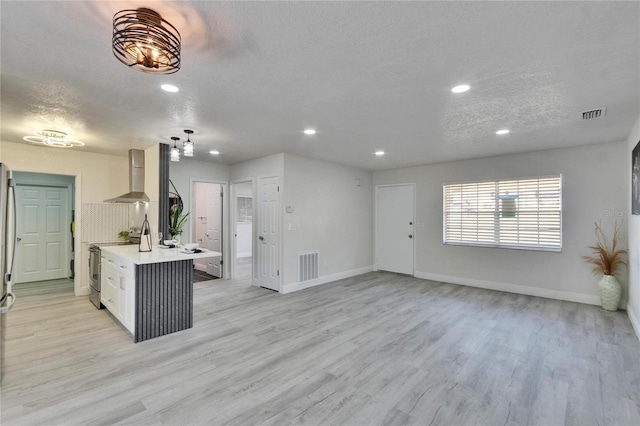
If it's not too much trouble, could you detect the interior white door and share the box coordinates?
[376,184,414,275]
[257,176,280,291]
[14,185,69,283]
[205,184,222,278]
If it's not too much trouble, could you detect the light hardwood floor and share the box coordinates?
[1,273,639,425]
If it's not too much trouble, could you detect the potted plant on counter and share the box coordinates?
[118,230,130,242]
[582,221,627,311]
[169,209,190,245]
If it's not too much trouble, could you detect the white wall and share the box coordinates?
[281,154,374,293]
[374,141,627,305]
[626,115,640,339]
[0,141,129,295]
[230,153,284,183]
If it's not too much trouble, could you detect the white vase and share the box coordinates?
[598,275,621,311]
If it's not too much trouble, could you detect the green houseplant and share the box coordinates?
[582,221,627,311]
[169,209,190,239]
[117,230,130,241]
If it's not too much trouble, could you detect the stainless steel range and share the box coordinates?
[88,242,133,308]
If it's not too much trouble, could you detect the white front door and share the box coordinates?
[257,176,280,291]
[205,184,223,278]
[15,185,69,283]
[376,184,415,275]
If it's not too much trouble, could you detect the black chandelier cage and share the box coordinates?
[112,8,181,75]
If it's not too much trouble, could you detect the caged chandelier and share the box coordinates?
[112,8,181,75]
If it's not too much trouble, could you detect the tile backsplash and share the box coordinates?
[80,203,129,243]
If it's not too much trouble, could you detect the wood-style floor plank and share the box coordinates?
[1,273,639,425]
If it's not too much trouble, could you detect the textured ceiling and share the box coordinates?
[1,1,639,170]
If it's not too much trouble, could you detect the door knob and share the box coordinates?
[16,237,21,242]
[259,236,264,241]
[408,235,413,239]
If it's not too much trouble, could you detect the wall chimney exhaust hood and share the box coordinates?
[104,149,150,203]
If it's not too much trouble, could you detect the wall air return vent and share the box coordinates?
[582,107,606,120]
[298,251,319,282]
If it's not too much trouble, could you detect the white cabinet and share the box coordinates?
[117,271,135,332]
[100,252,135,334]
[101,266,118,312]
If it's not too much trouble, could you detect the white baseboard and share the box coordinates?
[414,271,602,306]
[281,265,374,294]
[628,303,640,342]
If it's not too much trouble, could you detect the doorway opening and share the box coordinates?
[256,176,280,291]
[191,181,224,282]
[232,181,253,279]
[12,172,75,289]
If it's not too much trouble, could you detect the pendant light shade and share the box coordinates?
[183,129,194,157]
[170,137,180,162]
[112,8,181,75]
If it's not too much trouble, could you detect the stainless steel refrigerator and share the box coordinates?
[0,163,17,383]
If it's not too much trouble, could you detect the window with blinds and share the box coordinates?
[443,175,562,251]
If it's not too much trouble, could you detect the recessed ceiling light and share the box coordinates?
[303,128,317,135]
[451,84,470,93]
[209,150,220,155]
[375,150,385,156]
[161,84,179,92]
[496,129,510,135]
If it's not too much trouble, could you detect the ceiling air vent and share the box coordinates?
[582,107,606,120]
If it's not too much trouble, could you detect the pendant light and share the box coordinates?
[170,136,180,162]
[183,129,194,157]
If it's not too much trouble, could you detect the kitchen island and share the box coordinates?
[100,245,220,343]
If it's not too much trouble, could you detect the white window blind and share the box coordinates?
[443,175,562,251]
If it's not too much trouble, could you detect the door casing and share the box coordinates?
[257,175,281,291]
[374,183,416,275]
[14,183,71,283]
[230,180,254,280]
[189,179,228,279]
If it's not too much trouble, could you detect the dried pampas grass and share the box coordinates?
[582,221,627,276]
